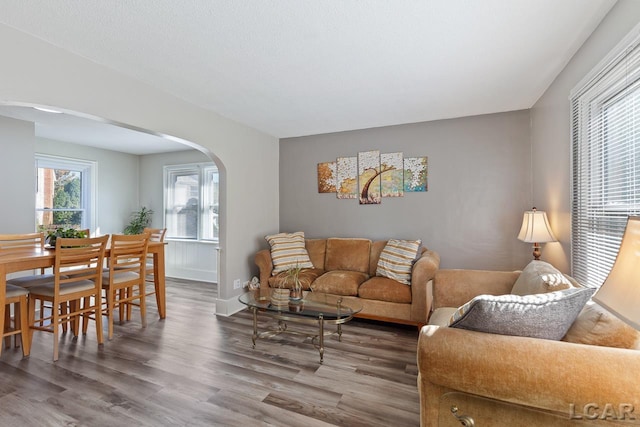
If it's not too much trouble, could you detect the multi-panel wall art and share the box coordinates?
[317,151,428,204]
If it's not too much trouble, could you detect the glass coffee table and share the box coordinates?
[238,289,363,363]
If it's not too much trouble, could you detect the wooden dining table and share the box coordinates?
[0,240,167,357]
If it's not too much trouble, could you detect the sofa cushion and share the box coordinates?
[375,239,421,285]
[510,260,572,296]
[562,301,640,349]
[369,240,388,276]
[358,276,412,303]
[267,268,324,291]
[305,239,327,270]
[324,238,371,274]
[448,287,595,340]
[265,231,314,274]
[311,270,368,296]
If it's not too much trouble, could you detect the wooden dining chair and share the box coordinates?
[0,232,52,346]
[2,284,30,358]
[100,233,149,340]
[141,227,166,302]
[120,228,167,322]
[27,235,108,361]
[3,231,78,335]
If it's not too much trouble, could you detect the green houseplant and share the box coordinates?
[124,206,153,235]
[286,263,304,301]
[46,227,87,247]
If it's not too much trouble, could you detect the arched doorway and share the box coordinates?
[0,102,225,296]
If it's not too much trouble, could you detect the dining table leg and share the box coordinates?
[152,248,166,319]
[0,264,6,357]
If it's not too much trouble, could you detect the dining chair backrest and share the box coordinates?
[108,233,150,278]
[0,232,45,252]
[143,228,167,243]
[54,236,109,290]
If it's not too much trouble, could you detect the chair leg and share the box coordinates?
[18,295,30,357]
[139,283,147,328]
[95,294,104,346]
[126,286,133,320]
[82,296,90,335]
[3,309,11,349]
[60,302,68,333]
[27,297,36,353]
[69,300,79,337]
[52,303,60,362]
[107,289,115,340]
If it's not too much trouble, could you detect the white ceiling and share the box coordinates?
[0,0,617,146]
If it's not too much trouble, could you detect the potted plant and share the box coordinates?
[124,206,153,235]
[46,227,88,247]
[286,264,304,301]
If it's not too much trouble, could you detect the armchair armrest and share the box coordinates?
[432,269,520,310]
[418,326,640,424]
[410,249,440,324]
[254,249,273,288]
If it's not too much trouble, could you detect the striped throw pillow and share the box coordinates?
[265,232,314,275]
[375,239,421,285]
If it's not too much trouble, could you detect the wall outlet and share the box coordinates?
[233,279,242,289]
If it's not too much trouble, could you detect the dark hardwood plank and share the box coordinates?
[0,278,420,426]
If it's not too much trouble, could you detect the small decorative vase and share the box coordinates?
[289,287,303,301]
[270,288,289,306]
[289,300,304,313]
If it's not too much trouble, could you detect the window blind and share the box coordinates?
[571,28,640,288]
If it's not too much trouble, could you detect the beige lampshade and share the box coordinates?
[517,208,557,243]
[593,216,640,331]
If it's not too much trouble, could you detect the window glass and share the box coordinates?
[164,163,218,241]
[571,30,640,288]
[35,155,93,232]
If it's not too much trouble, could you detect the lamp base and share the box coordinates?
[532,243,541,260]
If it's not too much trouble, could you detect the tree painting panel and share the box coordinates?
[336,157,358,199]
[404,157,428,192]
[380,152,404,197]
[358,150,381,204]
[317,161,337,193]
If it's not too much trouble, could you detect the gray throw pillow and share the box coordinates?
[448,287,595,340]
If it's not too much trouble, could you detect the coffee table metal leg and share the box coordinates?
[337,323,343,342]
[251,307,258,348]
[318,314,324,364]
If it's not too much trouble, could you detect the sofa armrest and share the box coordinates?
[418,326,640,424]
[410,249,440,324]
[254,249,273,288]
[432,269,520,310]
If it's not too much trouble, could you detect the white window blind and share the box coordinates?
[571,27,640,288]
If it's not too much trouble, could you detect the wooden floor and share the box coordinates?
[0,278,421,426]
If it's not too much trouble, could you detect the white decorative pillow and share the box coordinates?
[375,239,421,285]
[511,260,572,296]
[448,287,595,340]
[265,232,314,275]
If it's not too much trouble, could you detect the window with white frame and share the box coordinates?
[35,154,95,232]
[164,163,218,241]
[571,26,640,288]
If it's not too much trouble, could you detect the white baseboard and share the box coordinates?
[214,294,247,317]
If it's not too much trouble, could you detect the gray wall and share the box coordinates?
[280,110,532,270]
[531,0,640,274]
[0,116,36,233]
[35,137,139,236]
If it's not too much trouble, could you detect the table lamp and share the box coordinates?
[517,207,557,260]
[593,216,640,331]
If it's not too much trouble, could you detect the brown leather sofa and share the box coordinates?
[418,269,640,426]
[255,237,440,326]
